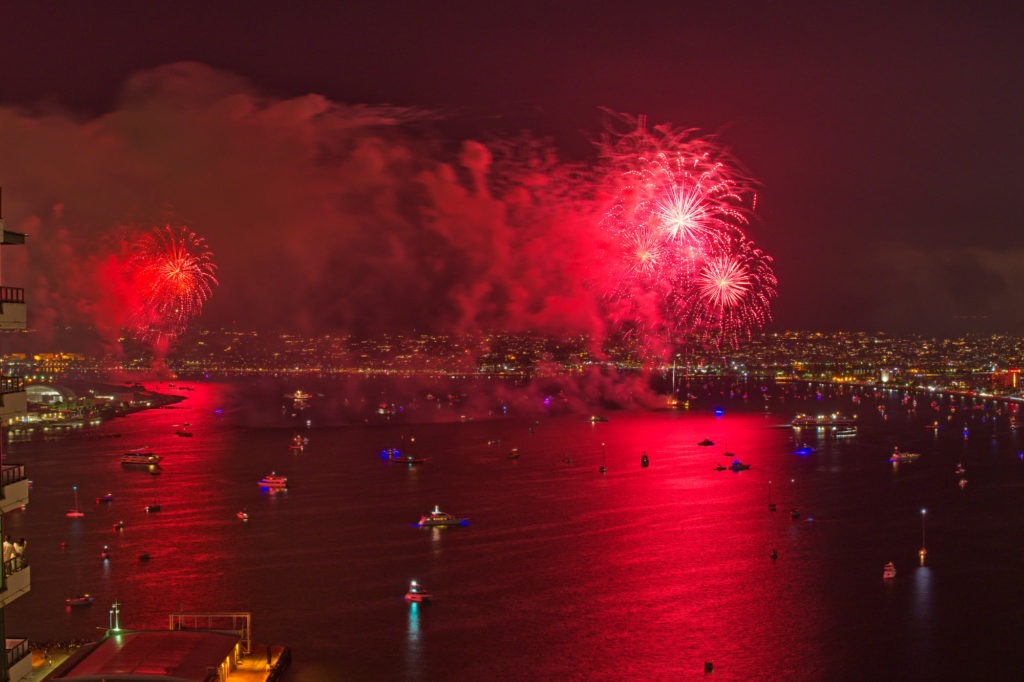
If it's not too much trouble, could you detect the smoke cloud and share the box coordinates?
[0,62,607,352]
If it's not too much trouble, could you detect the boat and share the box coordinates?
[589,415,609,423]
[95,492,114,504]
[640,452,649,468]
[888,447,921,463]
[791,412,858,429]
[390,450,430,464]
[175,430,193,437]
[793,444,815,456]
[713,464,727,471]
[417,505,467,527]
[66,594,94,607]
[121,449,162,467]
[768,481,776,511]
[137,552,150,562]
[404,580,433,603]
[290,434,309,450]
[66,486,85,518]
[507,448,520,459]
[883,561,897,579]
[697,438,714,446]
[237,510,249,521]
[112,520,125,532]
[101,546,110,561]
[790,508,801,519]
[729,459,751,471]
[145,502,161,513]
[259,473,289,489]
[954,463,966,475]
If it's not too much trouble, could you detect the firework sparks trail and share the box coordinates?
[596,112,777,351]
[126,225,218,345]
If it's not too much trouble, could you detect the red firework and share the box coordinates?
[126,226,218,343]
[598,112,776,350]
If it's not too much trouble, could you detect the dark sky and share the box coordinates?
[3,1,1024,346]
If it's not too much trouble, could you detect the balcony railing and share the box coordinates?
[0,377,24,395]
[0,287,24,304]
[5,638,30,671]
[0,464,26,488]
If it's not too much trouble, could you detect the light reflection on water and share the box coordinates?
[4,379,1023,680]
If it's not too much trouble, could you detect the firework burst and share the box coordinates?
[126,225,218,344]
[597,112,776,351]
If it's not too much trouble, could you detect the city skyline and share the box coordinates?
[2,2,1024,349]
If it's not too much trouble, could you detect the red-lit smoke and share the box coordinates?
[0,63,775,363]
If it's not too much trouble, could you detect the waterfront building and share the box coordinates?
[0,193,32,681]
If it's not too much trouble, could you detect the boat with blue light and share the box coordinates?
[404,580,432,602]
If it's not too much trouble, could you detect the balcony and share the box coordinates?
[0,556,30,608]
[0,465,28,514]
[0,287,25,331]
[0,378,26,426]
[4,637,31,682]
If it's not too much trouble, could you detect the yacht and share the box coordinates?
[258,473,289,489]
[417,505,467,527]
[791,412,858,429]
[121,449,162,466]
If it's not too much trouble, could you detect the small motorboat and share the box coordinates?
[404,580,432,603]
[237,510,250,521]
[954,463,965,475]
[417,505,467,527]
[95,492,114,504]
[112,520,125,532]
[698,438,714,446]
[507,448,520,459]
[589,415,609,423]
[175,430,193,437]
[101,546,111,561]
[958,478,968,488]
[713,464,727,471]
[790,508,801,519]
[888,447,921,463]
[259,473,289,489]
[729,459,751,471]
[883,561,897,580]
[792,444,815,456]
[640,453,649,468]
[145,503,161,513]
[66,594,94,607]
[137,552,150,562]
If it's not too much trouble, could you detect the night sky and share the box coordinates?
[3,1,1024,350]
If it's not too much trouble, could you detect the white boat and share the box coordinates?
[259,473,288,489]
[404,580,432,602]
[417,505,466,527]
[883,562,897,579]
[121,449,162,466]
